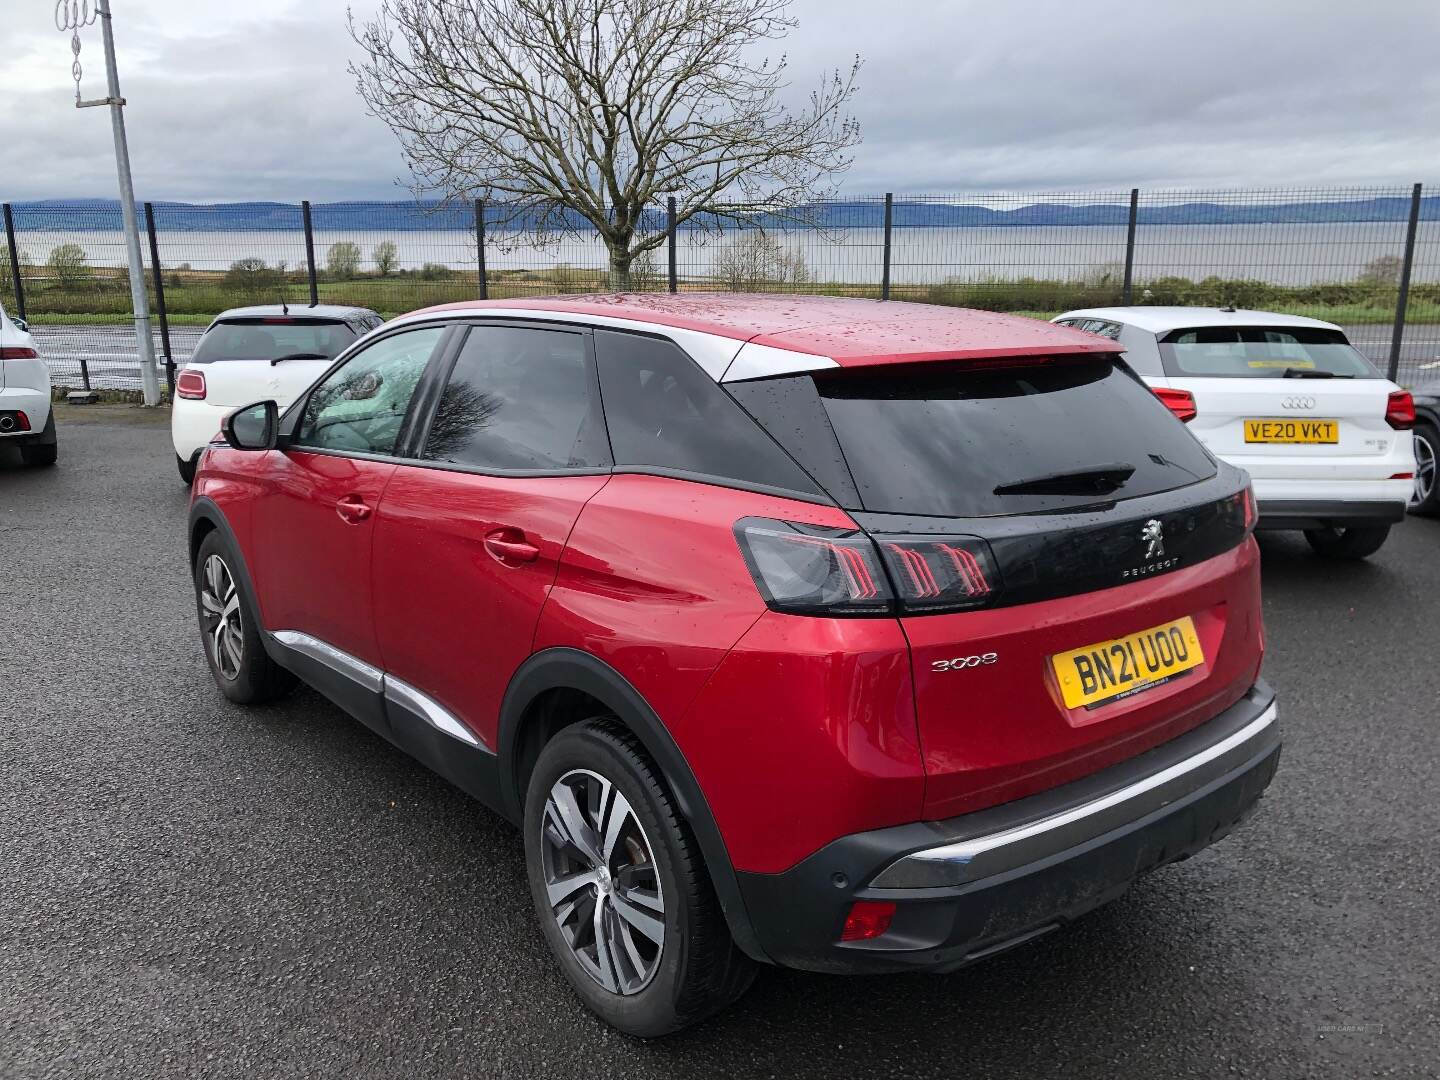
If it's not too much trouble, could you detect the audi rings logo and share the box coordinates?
[1282,396,1316,410]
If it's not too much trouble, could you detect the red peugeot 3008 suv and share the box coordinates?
[188,294,1279,1036]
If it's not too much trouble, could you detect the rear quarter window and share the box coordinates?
[594,330,821,497]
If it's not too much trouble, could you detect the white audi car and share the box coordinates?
[0,302,57,467]
[173,304,383,483]
[1054,307,1415,559]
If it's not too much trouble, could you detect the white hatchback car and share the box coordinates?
[0,302,57,467]
[1054,307,1414,559]
[173,304,383,483]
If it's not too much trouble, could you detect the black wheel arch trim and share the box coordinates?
[497,647,771,964]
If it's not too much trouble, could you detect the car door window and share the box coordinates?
[421,325,609,470]
[294,326,444,455]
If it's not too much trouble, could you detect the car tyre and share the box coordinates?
[1303,524,1391,560]
[524,719,755,1038]
[177,451,198,486]
[1409,421,1439,516]
[193,531,297,704]
[19,413,57,467]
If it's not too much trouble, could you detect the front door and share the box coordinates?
[371,322,612,750]
[250,324,447,668]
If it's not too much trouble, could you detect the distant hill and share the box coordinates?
[8,195,1438,231]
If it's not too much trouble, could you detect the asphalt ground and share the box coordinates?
[1,409,1437,1079]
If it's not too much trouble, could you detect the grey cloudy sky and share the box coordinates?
[1,0,1436,201]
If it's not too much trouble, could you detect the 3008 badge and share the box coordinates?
[932,653,999,672]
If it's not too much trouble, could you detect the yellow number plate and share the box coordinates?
[1051,616,1204,710]
[1243,418,1338,444]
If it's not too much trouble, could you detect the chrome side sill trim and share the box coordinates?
[384,675,485,750]
[273,630,384,693]
[271,630,487,751]
[873,700,1278,889]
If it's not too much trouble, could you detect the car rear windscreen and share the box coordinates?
[189,319,355,364]
[729,357,1216,517]
[1158,326,1378,379]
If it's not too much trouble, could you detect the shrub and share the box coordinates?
[326,241,362,279]
[419,262,452,281]
[713,232,810,291]
[47,243,91,288]
[373,241,398,275]
[224,257,284,301]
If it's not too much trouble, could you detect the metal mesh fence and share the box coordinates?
[3,186,1435,390]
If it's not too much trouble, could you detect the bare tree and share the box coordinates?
[349,0,860,287]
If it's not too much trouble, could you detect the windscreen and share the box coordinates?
[1158,326,1377,379]
[189,319,355,364]
[735,357,1216,518]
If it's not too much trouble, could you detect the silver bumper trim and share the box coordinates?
[872,700,1279,889]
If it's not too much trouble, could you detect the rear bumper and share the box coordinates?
[735,681,1280,973]
[1256,498,1406,529]
[172,399,233,459]
[0,386,51,439]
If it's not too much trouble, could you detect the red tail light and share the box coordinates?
[1153,386,1197,423]
[877,535,998,613]
[176,369,207,400]
[0,346,39,360]
[840,900,896,942]
[735,519,893,616]
[1386,390,1415,430]
[736,519,1000,617]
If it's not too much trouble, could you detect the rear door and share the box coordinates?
[1156,325,1402,478]
[188,317,359,408]
[370,322,612,751]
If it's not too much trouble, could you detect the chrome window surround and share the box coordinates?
[871,700,1279,890]
[272,630,486,751]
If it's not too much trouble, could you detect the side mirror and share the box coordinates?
[223,400,280,451]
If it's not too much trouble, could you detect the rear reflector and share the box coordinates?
[840,901,896,942]
[176,369,207,400]
[1386,390,1415,430]
[1391,472,1414,480]
[1153,386,1197,423]
[0,346,39,360]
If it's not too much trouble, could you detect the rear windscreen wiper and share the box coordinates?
[269,352,330,366]
[1281,367,1351,379]
[994,462,1136,496]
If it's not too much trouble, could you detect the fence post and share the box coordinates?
[143,202,175,395]
[881,193,894,301]
[667,197,678,293]
[1122,188,1139,305]
[1387,182,1423,383]
[301,200,319,306]
[474,199,488,300]
[3,204,24,321]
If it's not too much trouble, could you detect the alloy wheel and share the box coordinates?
[540,768,666,995]
[200,553,244,680]
[1412,430,1436,509]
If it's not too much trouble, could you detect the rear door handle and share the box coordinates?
[484,527,540,564]
[335,494,373,524]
